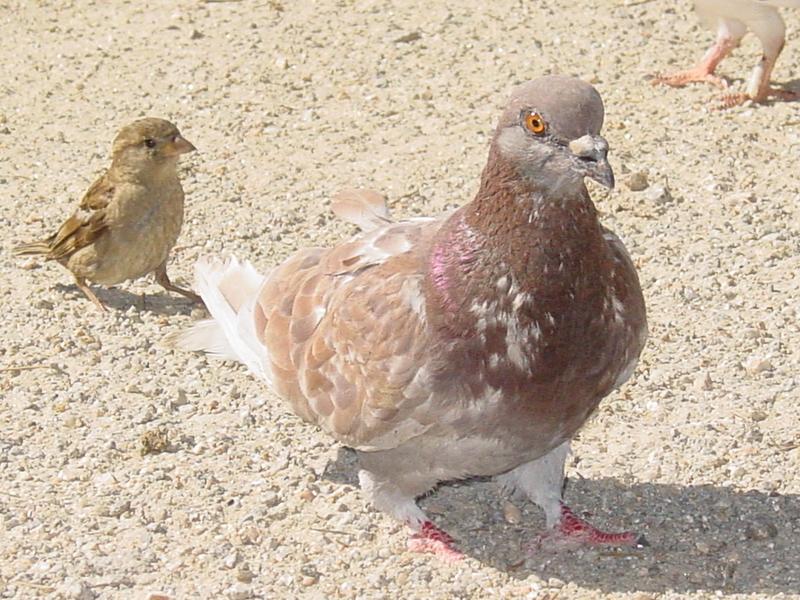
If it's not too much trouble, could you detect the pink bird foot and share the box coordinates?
[529,503,648,552]
[651,68,728,90]
[407,521,464,561]
[717,88,800,109]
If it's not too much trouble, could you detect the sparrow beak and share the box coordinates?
[569,134,615,189]
[163,134,197,156]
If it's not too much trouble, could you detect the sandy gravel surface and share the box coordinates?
[2,0,800,598]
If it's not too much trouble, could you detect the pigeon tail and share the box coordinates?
[166,256,272,383]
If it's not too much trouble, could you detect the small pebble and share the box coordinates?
[236,565,254,583]
[644,184,672,205]
[745,518,778,541]
[625,171,649,191]
[502,500,522,524]
[225,582,252,600]
[693,372,712,392]
[223,551,239,569]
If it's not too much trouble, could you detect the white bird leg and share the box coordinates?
[497,442,647,550]
[358,469,464,561]
[653,20,744,89]
[719,9,800,106]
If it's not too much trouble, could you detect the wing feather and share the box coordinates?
[330,188,393,231]
[15,172,115,260]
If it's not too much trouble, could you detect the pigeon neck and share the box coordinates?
[468,145,595,231]
[426,145,606,330]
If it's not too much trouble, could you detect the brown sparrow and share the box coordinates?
[15,118,201,311]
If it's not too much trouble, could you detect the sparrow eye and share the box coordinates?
[524,112,546,135]
[144,138,156,148]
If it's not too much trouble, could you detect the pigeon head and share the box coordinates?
[112,118,196,171]
[493,76,614,192]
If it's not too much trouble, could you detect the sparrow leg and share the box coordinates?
[496,442,646,552]
[652,21,744,90]
[358,468,463,561]
[74,275,107,312]
[154,260,202,303]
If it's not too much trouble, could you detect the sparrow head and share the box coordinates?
[493,76,614,193]
[111,118,196,170]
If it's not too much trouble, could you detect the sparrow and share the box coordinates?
[653,0,800,107]
[169,76,648,559]
[14,118,200,310]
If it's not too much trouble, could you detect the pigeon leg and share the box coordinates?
[358,468,463,561]
[74,275,107,312]
[154,260,203,303]
[497,442,646,552]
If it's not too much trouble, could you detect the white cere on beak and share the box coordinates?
[568,135,609,161]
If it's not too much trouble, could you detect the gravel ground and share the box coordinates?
[2,1,800,598]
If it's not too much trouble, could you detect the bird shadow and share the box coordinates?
[775,78,800,101]
[322,447,800,595]
[54,283,198,317]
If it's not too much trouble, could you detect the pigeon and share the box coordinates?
[653,0,800,107]
[14,118,201,311]
[169,76,648,558]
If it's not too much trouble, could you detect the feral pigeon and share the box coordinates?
[14,118,200,310]
[653,0,800,107]
[169,76,648,558]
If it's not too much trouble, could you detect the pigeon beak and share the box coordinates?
[569,134,615,189]
[163,134,197,156]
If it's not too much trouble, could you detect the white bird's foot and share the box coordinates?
[651,67,728,90]
[718,87,800,109]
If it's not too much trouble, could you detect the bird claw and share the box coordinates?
[528,503,647,553]
[716,87,800,109]
[716,92,751,109]
[407,521,464,561]
[651,69,728,90]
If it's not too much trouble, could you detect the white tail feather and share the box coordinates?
[166,319,237,360]
[168,256,273,384]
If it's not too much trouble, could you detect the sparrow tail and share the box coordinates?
[13,240,52,256]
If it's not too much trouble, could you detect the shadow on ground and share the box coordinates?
[54,282,197,316]
[323,447,800,595]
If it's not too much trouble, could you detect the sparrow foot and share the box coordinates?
[155,262,204,304]
[529,503,647,552]
[75,276,107,312]
[407,521,464,561]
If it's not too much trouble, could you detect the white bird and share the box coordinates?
[654,0,800,107]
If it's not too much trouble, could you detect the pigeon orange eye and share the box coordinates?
[525,113,546,135]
